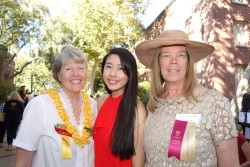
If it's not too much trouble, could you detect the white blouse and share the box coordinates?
[13,90,98,167]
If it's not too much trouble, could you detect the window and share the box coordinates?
[233,21,249,46]
[235,65,247,92]
[232,0,246,3]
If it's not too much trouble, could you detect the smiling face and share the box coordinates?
[159,45,188,87]
[58,59,87,95]
[103,54,129,98]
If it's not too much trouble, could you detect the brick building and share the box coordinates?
[138,0,250,102]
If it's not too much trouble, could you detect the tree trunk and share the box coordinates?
[88,59,101,95]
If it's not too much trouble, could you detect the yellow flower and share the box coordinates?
[46,89,93,148]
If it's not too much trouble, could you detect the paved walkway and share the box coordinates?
[0,135,15,167]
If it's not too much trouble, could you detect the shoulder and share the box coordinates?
[195,85,229,102]
[17,100,24,104]
[97,94,109,111]
[209,89,229,102]
[202,90,231,111]
[137,100,147,112]
[238,133,247,140]
[25,94,52,108]
[32,94,50,101]
[20,95,52,118]
[136,99,147,121]
[5,100,11,105]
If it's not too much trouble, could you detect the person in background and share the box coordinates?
[19,86,28,107]
[135,30,239,166]
[240,93,250,142]
[26,94,34,102]
[13,46,98,167]
[0,95,10,148]
[3,91,24,151]
[238,132,250,167]
[94,48,147,167]
[235,118,250,167]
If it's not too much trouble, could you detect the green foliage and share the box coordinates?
[0,0,48,49]
[0,80,15,103]
[38,47,56,71]
[0,0,49,83]
[40,0,147,94]
[138,81,150,105]
[15,53,53,95]
[237,124,243,133]
[93,66,105,94]
[70,0,146,60]
[5,0,148,94]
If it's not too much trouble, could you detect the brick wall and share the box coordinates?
[139,0,250,101]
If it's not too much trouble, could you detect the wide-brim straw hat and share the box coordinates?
[135,30,215,68]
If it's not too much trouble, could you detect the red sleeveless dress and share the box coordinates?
[94,95,132,167]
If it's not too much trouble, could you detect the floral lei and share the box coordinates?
[45,88,93,148]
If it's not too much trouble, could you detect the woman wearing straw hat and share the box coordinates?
[135,30,239,167]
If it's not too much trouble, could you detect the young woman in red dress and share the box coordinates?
[94,48,147,167]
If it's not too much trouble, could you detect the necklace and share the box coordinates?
[46,88,93,148]
[165,98,185,109]
[165,98,185,105]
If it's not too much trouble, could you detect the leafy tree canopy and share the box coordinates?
[0,0,48,81]
[40,0,148,94]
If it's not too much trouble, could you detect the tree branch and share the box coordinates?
[7,43,26,66]
[8,61,32,79]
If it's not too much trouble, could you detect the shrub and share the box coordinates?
[138,81,150,105]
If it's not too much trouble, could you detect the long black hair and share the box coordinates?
[101,48,138,160]
[242,93,250,112]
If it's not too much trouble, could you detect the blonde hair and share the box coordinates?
[10,91,22,101]
[148,48,197,112]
